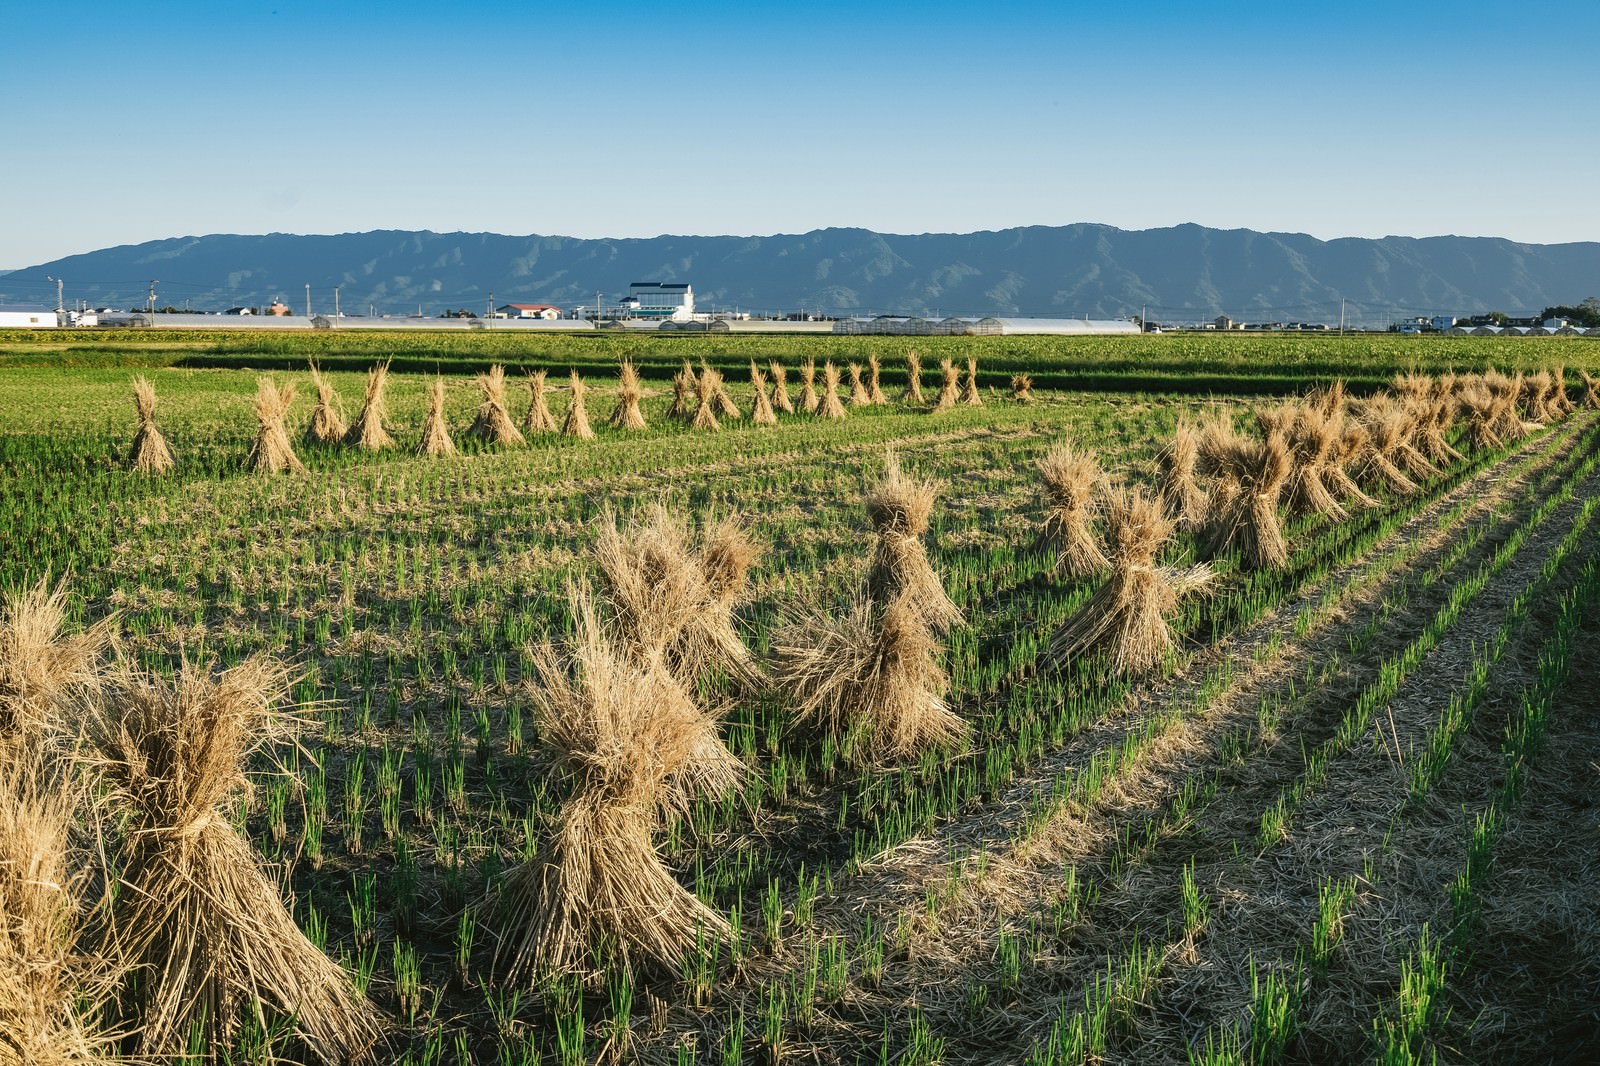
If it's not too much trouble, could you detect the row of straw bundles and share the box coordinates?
[0,584,379,1063]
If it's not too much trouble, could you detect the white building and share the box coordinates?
[627,281,694,321]
[0,304,58,328]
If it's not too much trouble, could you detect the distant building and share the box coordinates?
[0,304,58,328]
[267,300,291,316]
[1214,315,1236,331]
[497,303,563,320]
[1430,316,1456,332]
[224,306,254,315]
[627,282,694,321]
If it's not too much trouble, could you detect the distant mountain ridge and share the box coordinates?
[6,224,1599,324]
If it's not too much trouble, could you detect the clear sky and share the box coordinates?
[3,0,1595,267]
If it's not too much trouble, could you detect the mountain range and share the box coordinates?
[6,224,1599,324]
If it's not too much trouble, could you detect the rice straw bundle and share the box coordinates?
[1280,403,1346,519]
[127,375,175,475]
[416,378,457,457]
[668,361,694,420]
[492,591,730,977]
[1580,371,1600,410]
[1326,423,1380,507]
[607,361,648,432]
[1307,378,1348,421]
[748,362,778,426]
[848,362,872,407]
[90,657,379,1061]
[1456,384,1504,452]
[769,361,795,414]
[1046,488,1213,675]
[1412,389,1464,465]
[902,350,926,405]
[1036,442,1109,578]
[471,364,525,445]
[1157,419,1209,529]
[343,363,394,451]
[798,359,820,414]
[594,507,763,694]
[933,357,959,411]
[961,357,983,405]
[1011,374,1034,402]
[1390,372,1432,405]
[0,581,114,750]
[865,451,960,632]
[817,362,847,419]
[1485,371,1533,442]
[772,591,964,764]
[562,371,595,440]
[246,378,305,474]
[303,365,347,447]
[1550,367,1576,416]
[0,752,125,1066]
[867,354,887,405]
[524,370,558,433]
[710,364,742,420]
[691,366,721,431]
[1367,395,1438,481]
[1520,370,1555,423]
[1351,403,1418,494]
[1198,414,1292,570]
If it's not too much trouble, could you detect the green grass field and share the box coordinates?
[4,333,1599,1064]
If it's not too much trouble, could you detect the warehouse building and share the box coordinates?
[0,304,59,328]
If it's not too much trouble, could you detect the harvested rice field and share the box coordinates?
[3,332,1600,1065]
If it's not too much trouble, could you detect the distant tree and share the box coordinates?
[1538,299,1600,327]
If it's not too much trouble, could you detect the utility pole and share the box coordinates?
[47,275,63,313]
[1339,298,1346,336]
[488,291,494,328]
[596,291,603,322]
[147,280,158,319]
[305,283,311,318]
[333,286,341,322]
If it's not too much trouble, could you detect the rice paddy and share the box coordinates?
[3,330,1599,1064]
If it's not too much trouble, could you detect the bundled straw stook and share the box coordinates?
[470,364,526,445]
[1485,370,1533,443]
[594,507,764,695]
[1325,421,1380,509]
[867,354,887,405]
[1365,394,1438,482]
[773,451,966,763]
[1036,442,1109,578]
[691,366,721,431]
[1156,419,1208,529]
[128,376,176,475]
[562,371,595,440]
[1197,414,1292,570]
[0,753,124,1066]
[246,377,305,475]
[1551,367,1576,416]
[668,362,693,420]
[748,362,778,426]
[933,357,959,411]
[524,370,558,434]
[902,350,926,405]
[1352,400,1420,494]
[0,580,115,751]
[772,591,963,764]
[89,656,379,1062]
[491,590,731,978]
[1278,403,1347,519]
[1520,370,1556,423]
[1046,487,1212,675]
[769,361,795,414]
[607,361,648,432]
[961,357,983,406]
[343,363,394,451]
[817,362,847,419]
[710,364,742,420]
[1581,371,1600,410]
[416,378,457,457]
[1011,374,1034,402]
[1412,384,1465,466]
[865,451,961,633]
[848,362,872,407]
[798,359,820,414]
[303,366,347,447]
[1457,382,1503,452]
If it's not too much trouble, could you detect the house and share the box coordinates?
[496,303,563,320]
[267,301,291,316]
[1214,315,1236,331]
[0,304,58,328]
[626,282,694,321]
[224,306,254,315]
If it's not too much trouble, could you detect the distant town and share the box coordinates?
[1,280,1597,338]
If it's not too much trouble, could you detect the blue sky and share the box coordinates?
[3,1,1595,266]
